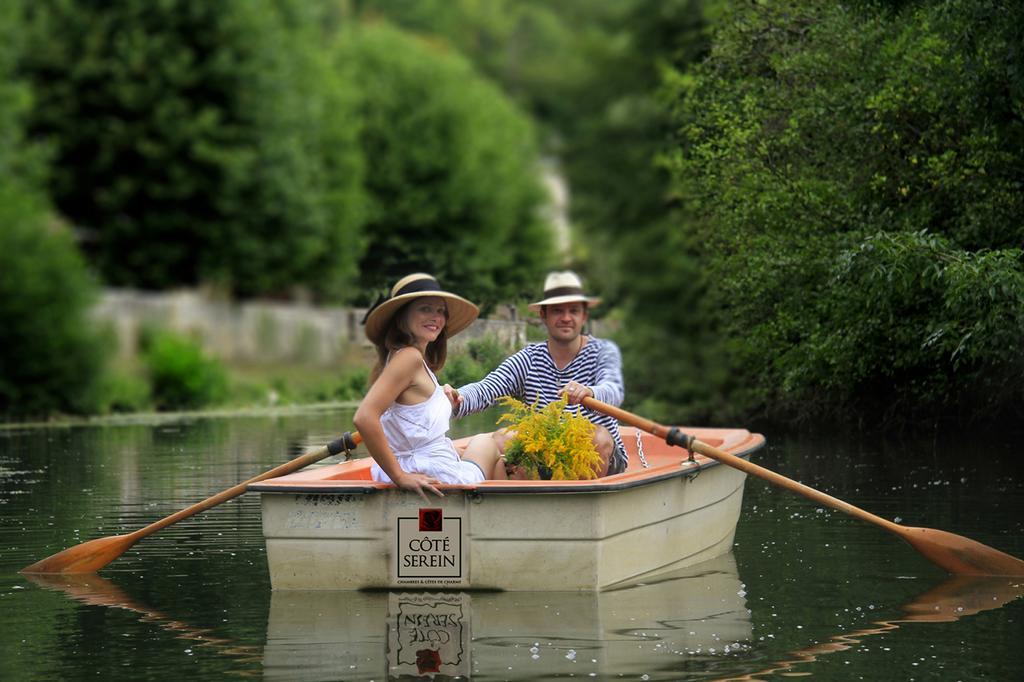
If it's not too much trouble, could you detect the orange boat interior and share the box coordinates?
[252,427,764,492]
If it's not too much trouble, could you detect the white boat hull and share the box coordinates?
[250,427,764,591]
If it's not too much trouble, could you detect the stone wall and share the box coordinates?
[94,289,527,365]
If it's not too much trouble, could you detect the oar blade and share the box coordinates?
[900,527,1024,577]
[20,533,138,575]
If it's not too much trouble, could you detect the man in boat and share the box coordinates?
[445,271,627,476]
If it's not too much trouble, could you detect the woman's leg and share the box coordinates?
[491,427,516,455]
[461,433,506,480]
[491,428,531,479]
[450,438,469,457]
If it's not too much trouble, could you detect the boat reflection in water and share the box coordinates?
[263,552,752,680]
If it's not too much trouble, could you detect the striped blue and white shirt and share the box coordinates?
[455,337,626,470]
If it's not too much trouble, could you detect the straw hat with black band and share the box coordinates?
[362,273,479,344]
[528,271,602,311]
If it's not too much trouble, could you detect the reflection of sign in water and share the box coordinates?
[395,510,465,585]
[388,593,471,678]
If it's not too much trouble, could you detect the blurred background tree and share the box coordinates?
[2,0,1021,428]
[335,21,554,307]
[19,0,366,300]
[663,0,1024,427]
[0,0,107,417]
[353,0,726,422]
[360,0,1024,429]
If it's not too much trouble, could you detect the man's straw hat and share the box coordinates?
[528,271,601,311]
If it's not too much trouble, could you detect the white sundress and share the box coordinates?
[370,363,486,485]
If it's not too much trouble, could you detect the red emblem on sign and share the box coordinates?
[419,508,443,532]
[416,648,442,674]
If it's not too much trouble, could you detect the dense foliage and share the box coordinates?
[662,0,1024,426]
[4,0,1021,430]
[338,23,553,307]
[355,0,594,133]
[364,0,1024,429]
[0,0,43,190]
[0,0,107,418]
[356,0,727,423]
[355,0,700,292]
[548,1,726,423]
[19,0,365,300]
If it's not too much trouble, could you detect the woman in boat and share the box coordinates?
[353,273,506,499]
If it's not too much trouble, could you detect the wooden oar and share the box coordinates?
[21,432,361,575]
[582,397,1024,577]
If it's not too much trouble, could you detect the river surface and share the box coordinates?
[1,406,1022,681]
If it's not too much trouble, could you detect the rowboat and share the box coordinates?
[248,426,765,591]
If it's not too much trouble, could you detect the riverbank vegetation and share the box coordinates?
[657,0,1024,428]
[11,325,515,421]
[92,331,369,416]
[1,0,1021,432]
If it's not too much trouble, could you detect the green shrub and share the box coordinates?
[437,354,482,389]
[141,329,228,410]
[226,376,277,407]
[0,199,108,418]
[248,365,369,405]
[465,337,510,371]
[438,336,513,387]
[330,368,370,402]
[94,366,152,414]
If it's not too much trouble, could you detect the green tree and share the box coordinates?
[663,0,1024,426]
[20,0,365,300]
[0,0,106,418]
[338,22,553,307]
[354,0,591,132]
[0,0,44,190]
[553,1,728,423]
[352,1,728,423]
[353,1,715,272]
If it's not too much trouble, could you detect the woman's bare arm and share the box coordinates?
[353,347,442,499]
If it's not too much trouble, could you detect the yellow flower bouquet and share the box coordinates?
[496,396,602,480]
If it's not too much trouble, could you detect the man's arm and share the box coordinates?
[452,349,529,417]
[590,339,624,406]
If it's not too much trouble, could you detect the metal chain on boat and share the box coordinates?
[683,443,700,482]
[635,430,650,468]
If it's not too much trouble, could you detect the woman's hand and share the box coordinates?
[443,384,462,410]
[394,471,444,501]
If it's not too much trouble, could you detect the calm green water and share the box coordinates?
[1,406,1022,681]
